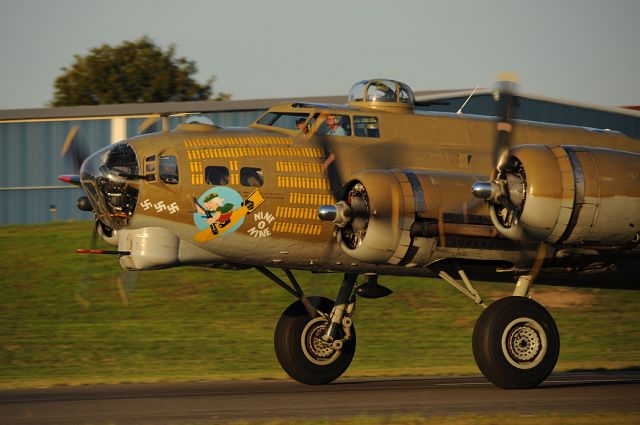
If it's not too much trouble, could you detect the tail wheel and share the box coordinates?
[472,296,559,389]
[274,296,355,385]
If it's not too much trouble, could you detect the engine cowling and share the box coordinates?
[490,145,640,246]
[327,169,489,265]
[334,170,412,265]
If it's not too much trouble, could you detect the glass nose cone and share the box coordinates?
[80,142,140,230]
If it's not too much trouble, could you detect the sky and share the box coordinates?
[1,0,639,110]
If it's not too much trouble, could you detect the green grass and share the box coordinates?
[1,221,639,389]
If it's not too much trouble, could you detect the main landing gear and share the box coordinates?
[257,269,391,384]
[432,263,559,388]
[472,295,559,388]
[471,274,560,389]
[258,265,558,389]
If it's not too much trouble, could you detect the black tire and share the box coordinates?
[274,296,356,385]
[472,296,559,389]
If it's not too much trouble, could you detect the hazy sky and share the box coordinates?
[1,0,638,110]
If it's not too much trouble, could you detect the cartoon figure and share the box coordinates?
[201,192,234,228]
[192,187,265,242]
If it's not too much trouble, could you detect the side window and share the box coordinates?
[205,166,229,185]
[354,116,379,138]
[145,155,156,181]
[240,167,264,187]
[159,155,178,184]
[317,114,351,137]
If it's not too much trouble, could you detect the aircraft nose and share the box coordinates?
[80,142,140,230]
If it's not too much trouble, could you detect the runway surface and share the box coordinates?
[1,372,639,424]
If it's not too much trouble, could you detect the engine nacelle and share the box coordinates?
[334,170,487,265]
[336,170,412,265]
[492,145,640,246]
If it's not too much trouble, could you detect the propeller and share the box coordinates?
[492,73,519,177]
[472,73,549,271]
[312,113,374,251]
[59,125,138,308]
[471,73,521,215]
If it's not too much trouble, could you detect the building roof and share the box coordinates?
[0,90,459,122]
[2,89,637,122]
[414,89,640,118]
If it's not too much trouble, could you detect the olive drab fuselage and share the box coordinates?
[91,96,640,283]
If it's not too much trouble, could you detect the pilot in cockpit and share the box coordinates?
[322,115,346,136]
[296,118,308,134]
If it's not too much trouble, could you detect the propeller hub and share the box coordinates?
[471,181,494,200]
[318,201,352,226]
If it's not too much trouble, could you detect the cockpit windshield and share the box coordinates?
[80,142,140,230]
[256,112,310,132]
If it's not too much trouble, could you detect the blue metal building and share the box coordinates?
[1,90,638,226]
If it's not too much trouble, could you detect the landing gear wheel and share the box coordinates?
[274,296,355,385]
[472,296,559,389]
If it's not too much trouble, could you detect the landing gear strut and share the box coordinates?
[260,268,358,384]
[433,263,559,389]
[274,295,356,384]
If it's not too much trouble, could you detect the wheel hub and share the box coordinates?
[501,318,547,369]
[508,325,540,362]
[301,317,341,365]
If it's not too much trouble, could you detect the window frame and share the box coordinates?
[204,165,230,186]
[353,115,380,138]
[240,167,264,187]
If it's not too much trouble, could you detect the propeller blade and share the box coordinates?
[312,114,346,201]
[74,220,100,309]
[117,271,138,307]
[138,116,160,134]
[60,125,78,158]
[492,72,519,177]
[60,125,89,172]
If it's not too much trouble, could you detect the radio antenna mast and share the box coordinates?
[457,84,480,114]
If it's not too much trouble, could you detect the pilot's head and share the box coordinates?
[296,118,308,133]
[326,115,339,130]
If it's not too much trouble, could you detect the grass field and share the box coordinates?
[1,221,639,389]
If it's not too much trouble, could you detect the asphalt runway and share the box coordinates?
[1,372,639,424]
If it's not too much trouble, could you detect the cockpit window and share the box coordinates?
[317,114,351,137]
[257,112,310,131]
[159,155,178,184]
